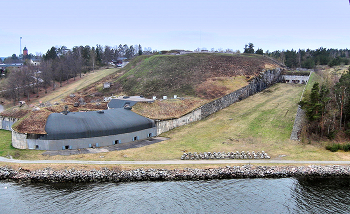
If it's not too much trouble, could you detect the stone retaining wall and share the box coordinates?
[290,72,312,140]
[156,68,282,134]
[156,109,201,135]
[290,106,306,141]
[1,165,349,183]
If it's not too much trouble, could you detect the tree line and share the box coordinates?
[300,67,350,140]
[243,43,350,69]
[2,44,149,104]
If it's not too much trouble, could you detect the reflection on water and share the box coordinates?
[1,178,350,214]
[294,177,350,213]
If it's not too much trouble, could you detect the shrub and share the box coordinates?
[326,144,341,152]
[343,144,350,152]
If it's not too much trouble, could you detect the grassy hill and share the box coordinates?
[117,53,282,98]
[4,82,348,162]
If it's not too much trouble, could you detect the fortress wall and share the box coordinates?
[200,68,282,118]
[156,109,202,135]
[155,68,282,135]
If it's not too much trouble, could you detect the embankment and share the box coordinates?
[1,165,349,183]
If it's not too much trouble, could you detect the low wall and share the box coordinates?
[156,109,201,135]
[290,106,306,141]
[0,116,18,131]
[201,68,282,118]
[156,68,283,134]
[2,165,350,183]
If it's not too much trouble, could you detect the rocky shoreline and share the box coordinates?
[1,165,350,183]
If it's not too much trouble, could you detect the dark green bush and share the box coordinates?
[326,144,341,152]
[343,144,350,152]
[326,143,350,152]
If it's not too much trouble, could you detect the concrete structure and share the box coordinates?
[107,96,154,109]
[11,108,156,150]
[0,116,18,131]
[282,75,309,84]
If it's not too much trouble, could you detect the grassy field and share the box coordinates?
[2,82,349,162]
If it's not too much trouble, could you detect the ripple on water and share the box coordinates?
[1,178,350,214]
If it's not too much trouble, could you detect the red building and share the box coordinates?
[23,47,28,56]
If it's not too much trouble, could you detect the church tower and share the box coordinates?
[23,47,28,56]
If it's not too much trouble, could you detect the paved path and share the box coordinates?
[1,156,350,165]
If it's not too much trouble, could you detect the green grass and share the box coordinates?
[0,130,42,159]
[0,130,13,157]
[117,53,279,97]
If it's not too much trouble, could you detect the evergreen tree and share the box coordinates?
[255,48,263,55]
[138,44,143,55]
[244,43,254,54]
[43,47,57,61]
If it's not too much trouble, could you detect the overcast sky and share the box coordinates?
[1,0,349,57]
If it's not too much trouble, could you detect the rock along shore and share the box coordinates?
[1,165,350,183]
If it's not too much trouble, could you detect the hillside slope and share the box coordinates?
[117,53,283,98]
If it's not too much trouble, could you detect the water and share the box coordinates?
[0,105,3,113]
[1,178,350,214]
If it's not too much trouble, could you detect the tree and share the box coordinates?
[299,82,331,136]
[95,44,103,66]
[138,44,143,55]
[43,47,58,61]
[255,48,263,55]
[125,45,135,59]
[284,49,298,68]
[244,43,254,54]
[103,45,114,64]
[39,60,52,93]
[335,67,350,129]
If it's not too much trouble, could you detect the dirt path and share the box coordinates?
[1,156,350,165]
[37,68,119,104]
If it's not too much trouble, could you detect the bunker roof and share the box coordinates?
[42,108,154,140]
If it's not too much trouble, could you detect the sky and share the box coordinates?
[1,0,350,57]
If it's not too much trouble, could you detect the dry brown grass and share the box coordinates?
[0,106,31,118]
[195,80,229,99]
[132,76,249,119]
[35,68,119,105]
[132,98,206,120]
[12,109,52,134]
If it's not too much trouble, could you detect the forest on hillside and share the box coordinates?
[300,66,350,142]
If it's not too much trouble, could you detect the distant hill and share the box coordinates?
[117,53,283,98]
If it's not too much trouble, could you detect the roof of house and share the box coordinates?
[41,108,154,140]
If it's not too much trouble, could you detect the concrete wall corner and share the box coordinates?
[12,130,28,149]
